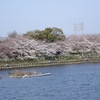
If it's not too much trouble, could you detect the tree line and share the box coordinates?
[23,27,65,42]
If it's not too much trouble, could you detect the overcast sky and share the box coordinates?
[0,0,100,37]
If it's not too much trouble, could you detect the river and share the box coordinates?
[0,63,100,100]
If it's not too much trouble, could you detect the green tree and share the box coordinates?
[48,33,56,42]
[23,31,34,38]
[52,27,65,40]
[23,27,65,42]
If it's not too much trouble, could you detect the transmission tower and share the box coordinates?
[74,23,84,34]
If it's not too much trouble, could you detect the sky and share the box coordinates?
[0,0,100,37]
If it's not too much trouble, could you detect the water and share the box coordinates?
[0,63,100,100]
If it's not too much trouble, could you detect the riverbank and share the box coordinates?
[0,58,100,70]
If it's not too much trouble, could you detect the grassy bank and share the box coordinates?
[0,58,100,70]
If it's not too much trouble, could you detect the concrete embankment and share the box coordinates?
[0,58,100,70]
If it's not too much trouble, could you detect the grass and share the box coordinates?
[0,57,100,70]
